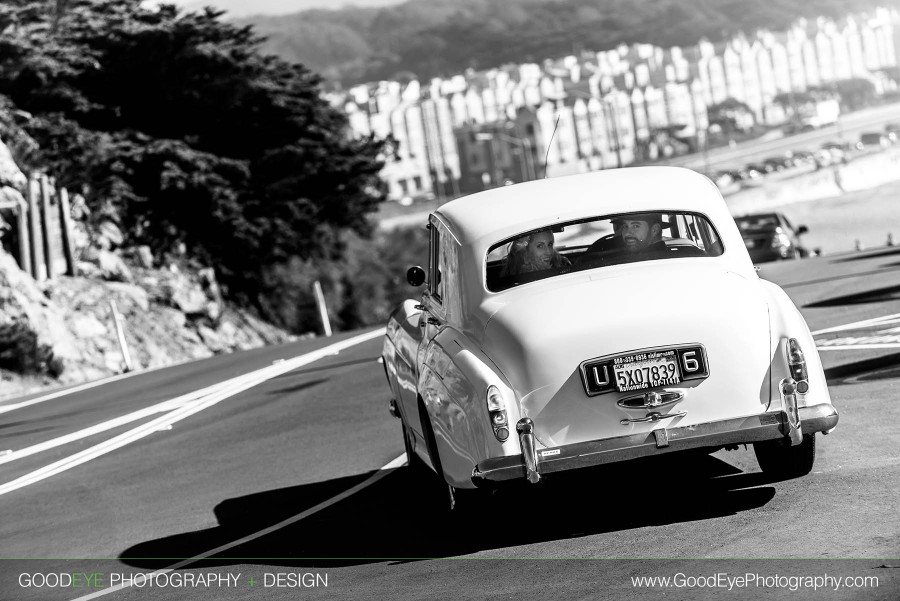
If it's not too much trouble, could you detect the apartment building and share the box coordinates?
[334,7,900,201]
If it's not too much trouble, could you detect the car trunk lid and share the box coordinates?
[482,263,771,448]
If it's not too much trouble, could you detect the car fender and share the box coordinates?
[384,299,426,438]
[759,279,831,410]
[418,328,521,488]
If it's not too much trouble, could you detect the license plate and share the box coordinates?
[613,350,681,392]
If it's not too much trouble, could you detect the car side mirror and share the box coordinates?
[407,266,426,287]
[797,225,808,235]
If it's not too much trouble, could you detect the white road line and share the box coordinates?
[811,313,900,336]
[0,379,238,466]
[817,344,900,350]
[69,452,407,601]
[0,372,142,415]
[0,360,189,415]
[0,328,386,496]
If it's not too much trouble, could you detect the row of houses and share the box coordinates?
[329,7,900,201]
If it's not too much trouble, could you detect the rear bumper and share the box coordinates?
[472,403,838,485]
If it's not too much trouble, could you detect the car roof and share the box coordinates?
[434,166,723,246]
[736,212,780,219]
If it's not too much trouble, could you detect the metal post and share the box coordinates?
[503,134,528,183]
[27,176,46,281]
[15,197,31,276]
[313,280,333,337]
[490,137,503,187]
[57,187,76,276]
[700,127,710,175]
[39,174,54,279]
[523,138,535,181]
[109,300,134,373]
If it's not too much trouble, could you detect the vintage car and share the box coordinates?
[381,167,838,510]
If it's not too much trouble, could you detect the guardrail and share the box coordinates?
[0,173,75,281]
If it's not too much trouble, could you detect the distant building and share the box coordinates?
[333,5,900,200]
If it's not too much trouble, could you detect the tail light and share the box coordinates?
[486,385,509,442]
[771,231,791,249]
[787,338,809,393]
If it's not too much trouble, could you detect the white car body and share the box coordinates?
[381,167,837,496]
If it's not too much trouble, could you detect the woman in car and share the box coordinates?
[501,229,570,277]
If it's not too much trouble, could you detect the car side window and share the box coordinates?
[429,224,443,303]
[781,215,794,231]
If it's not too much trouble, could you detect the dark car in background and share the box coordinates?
[734,212,809,263]
[856,131,890,151]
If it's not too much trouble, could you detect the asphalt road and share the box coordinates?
[1,251,899,600]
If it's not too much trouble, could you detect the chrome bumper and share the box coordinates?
[472,403,838,485]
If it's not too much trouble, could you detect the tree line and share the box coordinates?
[240,0,885,87]
[0,0,412,334]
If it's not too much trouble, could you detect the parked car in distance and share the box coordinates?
[820,140,852,164]
[786,150,817,169]
[856,131,890,151]
[745,161,771,175]
[813,149,834,167]
[885,122,900,143]
[382,167,837,513]
[734,212,809,263]
[762,156,791,172]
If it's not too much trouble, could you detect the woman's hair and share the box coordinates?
[501,229,568,277]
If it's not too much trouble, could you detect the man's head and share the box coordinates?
[613,213,663,252]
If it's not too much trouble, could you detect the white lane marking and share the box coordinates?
[69,452,407,601]
[0,380,238,466]
[817,344,900,351]
[0,361,183,415]
[811,313,900,336]
[0,373,137,415]
[0,328,386,496]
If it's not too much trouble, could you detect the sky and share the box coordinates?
[158,0,406,18]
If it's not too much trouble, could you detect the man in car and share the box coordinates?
[612,213,668,255]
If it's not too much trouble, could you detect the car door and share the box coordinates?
[780,214,801,253]
[416,219,447,375]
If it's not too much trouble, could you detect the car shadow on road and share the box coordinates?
[824,352,900,385]
[119,453,776,569]
[803,283,900,307]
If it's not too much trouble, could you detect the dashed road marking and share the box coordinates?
[813,312,900,350]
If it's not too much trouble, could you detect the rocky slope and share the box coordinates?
[0,137,296,402]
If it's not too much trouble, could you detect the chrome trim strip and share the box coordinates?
[472,404,838,484]
[620,409,688,425]
[617,390,685,409]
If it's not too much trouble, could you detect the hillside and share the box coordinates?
[238,0,887,86]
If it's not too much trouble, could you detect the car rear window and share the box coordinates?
[486,211,724,292]
[735,215,779,231]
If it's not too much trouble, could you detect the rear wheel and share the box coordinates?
[401,421,427,472]
[416,398,488,514]
[753,434,816,479]
[446,483,487,515]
